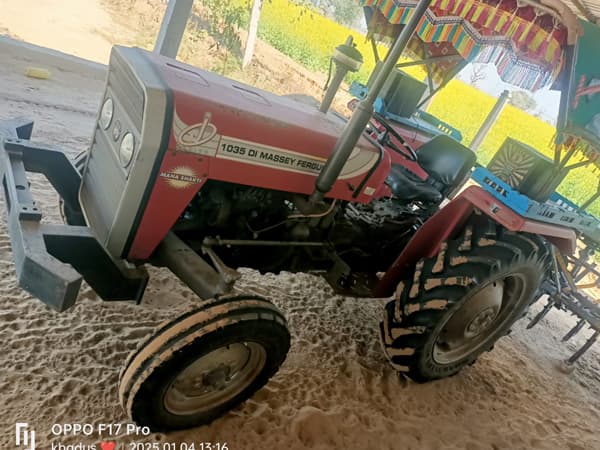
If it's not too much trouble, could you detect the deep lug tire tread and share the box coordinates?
[380,216,548,382]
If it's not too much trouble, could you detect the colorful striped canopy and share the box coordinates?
[359,0,571,90]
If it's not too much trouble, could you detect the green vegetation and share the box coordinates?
[256,0,421,84]
[198,0,249,73]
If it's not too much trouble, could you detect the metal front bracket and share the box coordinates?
[0,119,148,311]
[0,121,81,311]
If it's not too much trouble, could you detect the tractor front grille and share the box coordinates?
[80,48,146,246]
[107,52,145,131]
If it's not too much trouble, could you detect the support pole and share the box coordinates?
[311,0,433,203]
[242,0,263,68]
[471,90,509,151]
[154,0,194,58]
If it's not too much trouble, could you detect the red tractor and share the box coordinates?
[0,0,598,432]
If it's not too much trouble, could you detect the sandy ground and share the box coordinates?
[0,2,599,450]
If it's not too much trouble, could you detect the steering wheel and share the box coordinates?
[368,112,418,162]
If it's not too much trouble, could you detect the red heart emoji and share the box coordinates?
[100,442,116,450]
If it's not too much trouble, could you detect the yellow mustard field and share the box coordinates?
[427,80,556,160]
[256,0,599,213]
[257,0,424,82]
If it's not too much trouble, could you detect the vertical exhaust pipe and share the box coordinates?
[320,36,363,114]
[311,0,434,204]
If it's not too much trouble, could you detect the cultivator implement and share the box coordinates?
[528,243,600,370]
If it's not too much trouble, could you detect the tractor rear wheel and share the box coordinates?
[380,216,548,382]
[119,295,290,431]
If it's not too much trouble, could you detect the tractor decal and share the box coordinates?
[172,110,219,156]
[215,135,326,175]
[159,166,204,189]
[213,135,379,179]
[173,109,380,179]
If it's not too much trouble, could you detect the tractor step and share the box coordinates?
[0,119,148,312]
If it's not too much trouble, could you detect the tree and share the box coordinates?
[509,90,537,112]
[197,0,250,73]
[310,0,362,27]
[328,0,362,27]
[470,63,486,86]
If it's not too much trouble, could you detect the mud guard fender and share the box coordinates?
[374,185,577,297]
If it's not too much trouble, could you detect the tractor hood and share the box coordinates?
[148,51,381,175]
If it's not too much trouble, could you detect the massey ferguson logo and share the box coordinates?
[173,111,219,156]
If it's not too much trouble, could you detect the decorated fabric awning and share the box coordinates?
[359,0,571,90]
[564,19,600,155]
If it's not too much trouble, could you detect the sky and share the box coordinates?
[455,62,562,125]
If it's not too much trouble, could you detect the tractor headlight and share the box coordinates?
[119,132,135,167]
[100,97,114,130]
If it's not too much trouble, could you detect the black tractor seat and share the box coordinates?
[386,135,476,204]
[416,135,476,196]
[386,165,442,204]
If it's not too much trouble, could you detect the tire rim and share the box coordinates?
[433,273,527,364]
[163,342,267,415]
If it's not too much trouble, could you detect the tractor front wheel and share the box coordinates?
[119,295,290,431]
[380,216,548,382]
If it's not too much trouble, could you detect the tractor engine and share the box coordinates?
[172,180,425,283]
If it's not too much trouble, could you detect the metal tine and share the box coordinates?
[562,319,586,342]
